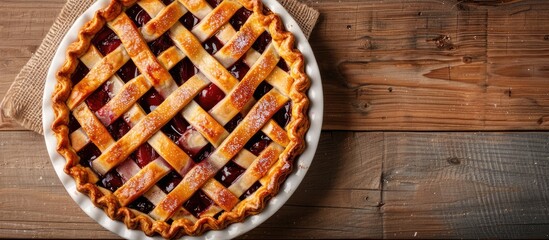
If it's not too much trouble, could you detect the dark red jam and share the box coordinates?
[68,114,81,134]
[169,58,198,85]
[245,132,272,156]
[77,143,101,168]
[252,31,272,53]
[196,83,225,111]
[148,33,174,56]
[106,118,131,140]
[193,144,215,163]
[70,62,89,85]
[128,196,155,213]
[139,89,165,113]
[133,143,159,168]
[214,161,245,187]
[224,113,243,132]
[274,102,291,128]
[85,81,113,112]
[157,171,183,193]
[183,190,213,218]
[179,12,200,30]
[126,4,152,28]
[116,60,140,82]
[228,58,250,80]
[229,8,252,31]
[277,59,290,72]
[205,0,222,7]
[99,170,124,192]
[161,114,190,142]
[240,181,262,200]
[253,81,273,100]
[202,36,224,55]
[92,27,121,56]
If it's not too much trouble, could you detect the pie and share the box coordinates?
[51,0,309,238]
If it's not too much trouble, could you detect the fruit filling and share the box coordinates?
[132,143,160,168]
[179,12,200,30]
[116,60,140,82]
[229,8,252,31]
[128,196,155,213]
[106,118,132,140]
[139,89,165,113]
[157,171,183,194]
[274,102,291,128]
[196,83,225,111]
[228,58,250,80]
[252,31,272,53]
[205,0,222,7]
[99,170,125,192]
[183,190,213,218]
[68,114,81,134]
[77,143,102,168]
[148,33,174,56]
[92,27,121,56]
[86,81,114,112]
[245,132,272,156]
[70,62,90,85]
[202,36,224,55]
[240,181,262,200]
[253,81,273,100]
[126,4,152,28]
[224,113,243,132]
[170,58,198,85]
[214,161,246,187]
[161,114,190,142]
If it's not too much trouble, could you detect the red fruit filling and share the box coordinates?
[202,36,223,55]
[229,8,252,31]
[157,171,183,194]
[214,161,245,187]
[92,27,121,56]
[99,170,124,192]
[132,143,160,168]
[193,144,215,163]
[183,190,213,218]
[70,62,89,85]
[128,196,155,213]
[179,12,200,30]
[68,114,81,134]
[148,33,174,56]
[106,118,131,140]
[169,58,197,85]
[77,143,101,168]
[228,58,250,80]
[195,83,225,111]
[240,181,262,200]
[162,0,174,5]
[86,81,113,112]
[273,102,291,128]
[253,81,273,100]
[245,132,272,156]
[161,114,190,142]
[277,58,290,72]
[224,113,243,132]
[126,4,152,28]
[252,31,272,53]
[140,89,164,113]
[205,0,222,7]
[116,60,140,82]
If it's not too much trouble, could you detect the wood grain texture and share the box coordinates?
[2,131,549,238]
[305,0,549,130]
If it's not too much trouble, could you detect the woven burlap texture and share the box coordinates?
[0,0,319,134]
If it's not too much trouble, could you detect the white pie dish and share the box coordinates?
[42,0,323,239]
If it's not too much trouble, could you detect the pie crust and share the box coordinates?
[51,0,309,238]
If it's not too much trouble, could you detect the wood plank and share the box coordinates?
[381,132,549,238]
[0,131,384,239]
[306,0,549,130]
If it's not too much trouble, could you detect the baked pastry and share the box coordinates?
[51,0,309,238]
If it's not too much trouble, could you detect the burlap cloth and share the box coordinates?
[0,0,319,135]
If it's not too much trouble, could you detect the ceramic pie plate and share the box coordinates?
[42,0,323,239]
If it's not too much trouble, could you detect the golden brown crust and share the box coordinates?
[51,0,310,238]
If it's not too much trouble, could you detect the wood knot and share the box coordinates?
[352,101,372,112]
[447,157,461,165]
[462,56,473,64]
[427,35,455,51]
[544,35,549,41]
[388,87,393,92]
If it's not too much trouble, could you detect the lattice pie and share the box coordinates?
[51,0,309,237]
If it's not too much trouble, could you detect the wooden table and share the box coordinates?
[2,0,549,238]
